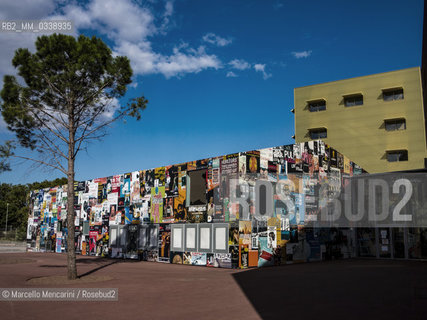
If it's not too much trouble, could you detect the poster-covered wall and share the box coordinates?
[27,140,363,268]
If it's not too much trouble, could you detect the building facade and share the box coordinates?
[294,67,427,173]
[27,140,370,268]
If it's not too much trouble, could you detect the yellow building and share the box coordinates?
[294,67,427,173]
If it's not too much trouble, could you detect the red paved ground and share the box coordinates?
[0,253,260,320]
[1,253,426,320]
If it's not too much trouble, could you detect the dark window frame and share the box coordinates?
[309,128,327,139]
[384,118,406,131]
[308,100,326,112]
[386,150,408,162]
[344,94,363,107]
[383,88,404,101]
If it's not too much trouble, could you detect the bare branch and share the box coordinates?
[74,79,113,122]
[33,127,68,160]
[9,154,67,175]
[74,108,126,144]
[37,138,67,169]
[42,74,65,98]
[25,105,69,144]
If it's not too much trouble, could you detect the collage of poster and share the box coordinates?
[27,140,364,268]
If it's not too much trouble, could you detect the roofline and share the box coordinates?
[294,66,420,90]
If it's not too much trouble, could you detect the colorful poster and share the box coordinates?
[239,220,252,247]
[55,237,62,253]
[158,224,171,262]
[246,151,260,174]
[214,253,231,268]
[229,222,239,246]
[89,231,97,255]
[191,252,207,266]
[170,252,183,264]
[221,155,238,177]
[109,204,119,225]
[258,236,274,267]
[267,226,277,248]
[124,207,132,224]
[183,252,192,265]
[163,197,174,223]
[206,253,215,267]
[131,171,141,203]
[165,166,179,197]
[150,186,165,223]
[173,188,187,222]
[111,175,121,193]
[154,167,165,186]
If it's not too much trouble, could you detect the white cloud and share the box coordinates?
[202,33,232,47]
[160,1,174,32]
[99,97,120,120]
[0,0,246,82]
[66,0,156,42]
[228,59,250,70]
[155,45,221,78]
[226,71,237,78]
[254,64,272,80]
[114,41,221,78]
[292,50,312,59]
[59,0,221,78]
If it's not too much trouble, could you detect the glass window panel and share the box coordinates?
[215,227,226,250]
[385,119,406,131]
[173,228,182,248]
[309,101,326,112]
[399,151,408,161]
[344,95,363,107]
[200,227,211,249]
[111,228,117,246]
[383,92,393,101]
[139,226,147,248]
[186,227,196,249]
[383,89,404,101]
[387,151,408,162]
[396,121,405,130]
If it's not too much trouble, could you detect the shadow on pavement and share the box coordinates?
[232,259,427,320]
[78,260,119,278]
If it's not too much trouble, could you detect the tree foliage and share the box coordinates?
[0,177,67,237]
[0,34,147,279]
[1,34,147,173]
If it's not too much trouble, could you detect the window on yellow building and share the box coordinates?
[308,100,326,112]
[344,94,363,107]
[309,128,327,139]
[386,150,408,162]
[384,118,406,131]
[383,88,404,101]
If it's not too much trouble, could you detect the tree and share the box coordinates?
[0,177,67,240]
[0,34,147,279]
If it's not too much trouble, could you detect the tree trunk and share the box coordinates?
[66,117,77,280]
[66,156,77,279]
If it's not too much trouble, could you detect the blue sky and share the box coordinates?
[0,0,424,184]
